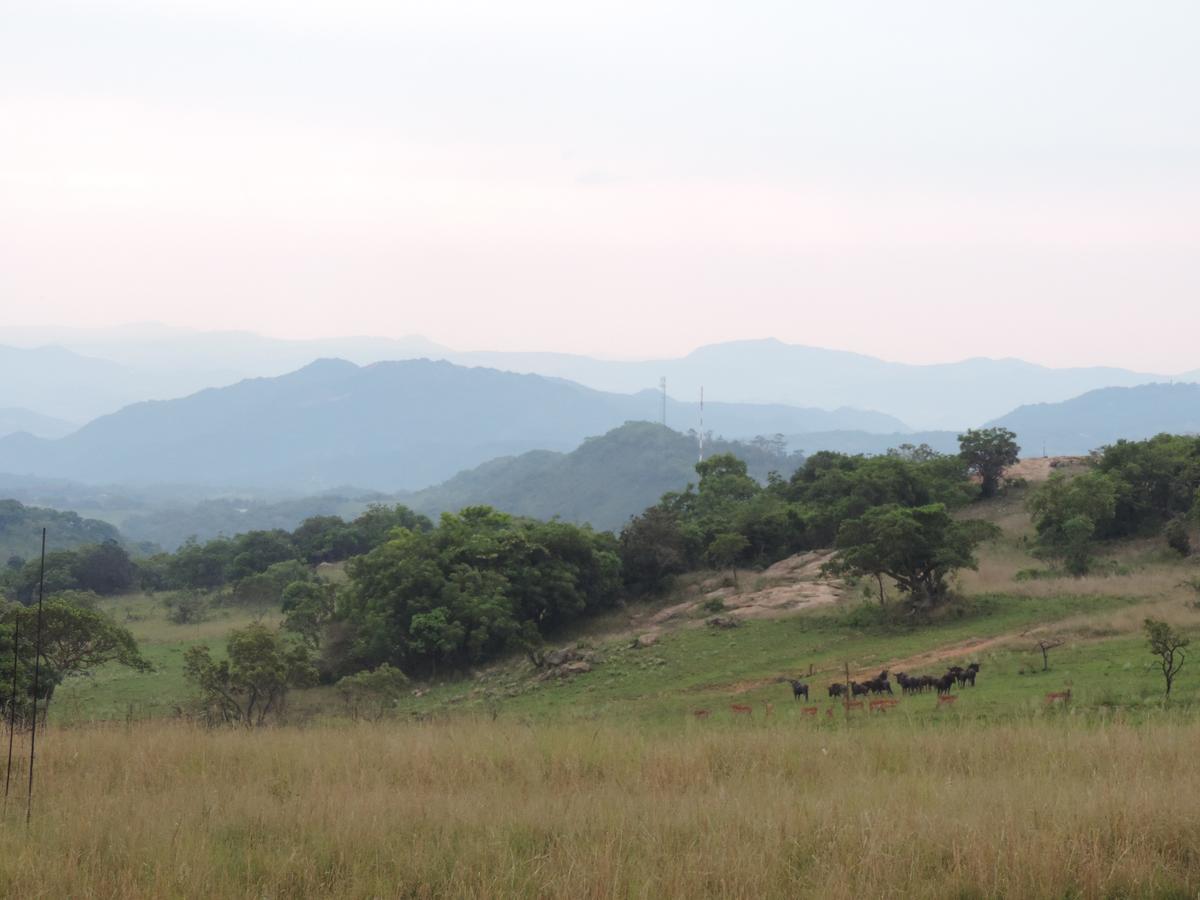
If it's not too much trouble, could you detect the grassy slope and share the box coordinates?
[52,593,280,723]
[54,478,1200,726]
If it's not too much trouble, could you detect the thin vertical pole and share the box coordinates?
[844,661,852,722]
[26,528,46,826]
[3,614,19,811]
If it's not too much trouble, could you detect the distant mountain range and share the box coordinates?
[0,345,146,423]
[0,408,76,440]
[988,383,1200,456]
[0,325,1187,429]
[0,358,896,492]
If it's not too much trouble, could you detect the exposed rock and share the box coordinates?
[706,615,740,629]
[633,632,659,648]
[543,647,582,667]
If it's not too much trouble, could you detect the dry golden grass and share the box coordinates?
[0,719,1197,898]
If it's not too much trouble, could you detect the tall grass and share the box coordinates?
[0,718,1197,898]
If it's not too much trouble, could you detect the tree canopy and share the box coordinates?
[829,504,999,610]
[958,427,1020,498]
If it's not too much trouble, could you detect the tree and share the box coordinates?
[830,504,1000,610]
[1144,618,1188,698]
[1028,472,1118,575]
[228,530,297,581]
[958,428,1020,498]
[281,580,336,647]
[335,663,408,720]
[71,540,135,595]
[184,623,317,726]
[1035,638,1065,671]
[1,599,149,681]
[707,532,749,588]
[618,507,688,594]
[0,600,150,720]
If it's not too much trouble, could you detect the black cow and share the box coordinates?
[788,679,809,701]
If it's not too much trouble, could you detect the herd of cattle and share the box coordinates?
[786,663,981,702]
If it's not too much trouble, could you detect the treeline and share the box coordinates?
[1029,433,1200,574]
[0,504,432,606]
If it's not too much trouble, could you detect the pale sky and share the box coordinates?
[2,0,1198,369]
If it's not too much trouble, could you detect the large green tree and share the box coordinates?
[958,428,1020,498]
[340,507,620,675]
[1027,472,1118,575]
[830,504,999,609]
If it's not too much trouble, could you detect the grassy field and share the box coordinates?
[52,592,280,723]
[2,718,1199,898]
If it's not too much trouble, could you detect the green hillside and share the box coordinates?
[405,421,799,531]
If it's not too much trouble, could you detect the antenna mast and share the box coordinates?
[659,377,667,427]
[698,386,705,463]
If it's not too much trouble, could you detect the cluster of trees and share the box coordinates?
[618,429,1015,609]
[1029,434,1200,573]
[331,507,621,677]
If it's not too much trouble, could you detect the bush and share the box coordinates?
[164,592,208,625]
[1165,515,1192,556]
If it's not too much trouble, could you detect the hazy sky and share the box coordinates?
[3,1,1198,369]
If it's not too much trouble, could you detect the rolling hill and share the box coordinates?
[403,421,800,531]
[0,359,897,492]
[0,498,123,562]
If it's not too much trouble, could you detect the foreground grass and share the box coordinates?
[0,718,1197,898]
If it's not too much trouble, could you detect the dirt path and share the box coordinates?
[875,635,1014,675]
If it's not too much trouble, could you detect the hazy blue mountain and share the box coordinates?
[0,326,451,418]
[0,359,895,492]
[404,421,801,532]
[1,325,1176,431]
[0,408,76,440]
[0,345,149,422]
[456,340,1166,431]
[988,383,1200,456]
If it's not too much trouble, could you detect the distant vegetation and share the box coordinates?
[0,499,122,563]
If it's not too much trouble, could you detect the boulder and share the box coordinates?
[633,632,659,649]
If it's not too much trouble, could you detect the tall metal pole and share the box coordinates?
[26,528,46,826]
[3,614,19,812]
